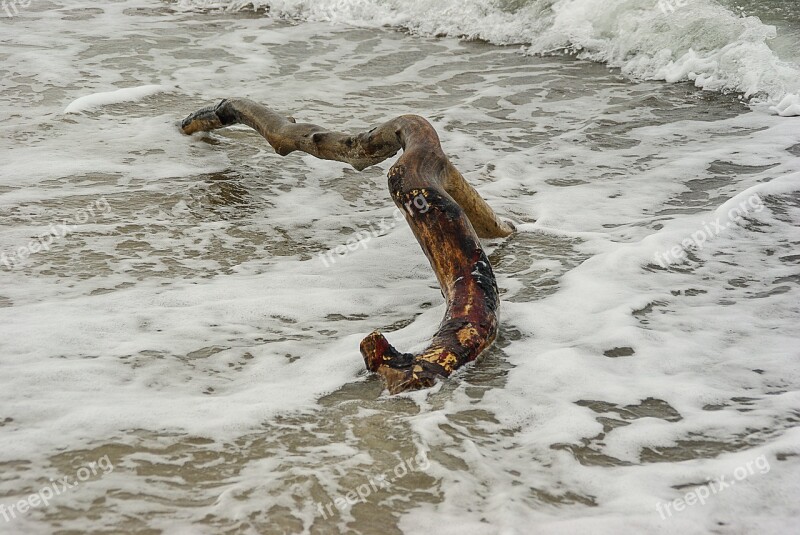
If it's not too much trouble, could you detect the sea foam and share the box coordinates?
[177,0,800,115]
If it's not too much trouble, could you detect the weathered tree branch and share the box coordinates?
[181,98,514,393]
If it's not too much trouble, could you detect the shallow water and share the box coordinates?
[1,1,799,534]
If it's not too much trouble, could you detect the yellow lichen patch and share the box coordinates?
[419,349,458,371]
[405,188,428,199]
[438,352,458,371]
[457,325,479,347]
[419,347,458,372]
[419,347,448,365]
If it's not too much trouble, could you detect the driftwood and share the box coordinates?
[181,99,514,393]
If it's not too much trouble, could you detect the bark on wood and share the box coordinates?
[181,98,514,393]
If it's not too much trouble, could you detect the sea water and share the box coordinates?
[0,0,798,533]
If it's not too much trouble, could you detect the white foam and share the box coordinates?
[177,0,800,115]
[771,93,800,116]
[1,2,799,532]
[64,85,176,114]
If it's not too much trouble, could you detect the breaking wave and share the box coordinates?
[176,0,800,115]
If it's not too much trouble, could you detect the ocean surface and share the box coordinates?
[1,0,799,533]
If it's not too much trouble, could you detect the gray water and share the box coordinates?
[1,1,799,534]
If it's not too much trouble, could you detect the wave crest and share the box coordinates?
[176,0,800,115]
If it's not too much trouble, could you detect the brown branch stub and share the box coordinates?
[181,98,513,393]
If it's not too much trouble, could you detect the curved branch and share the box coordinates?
[181,98,514,393]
